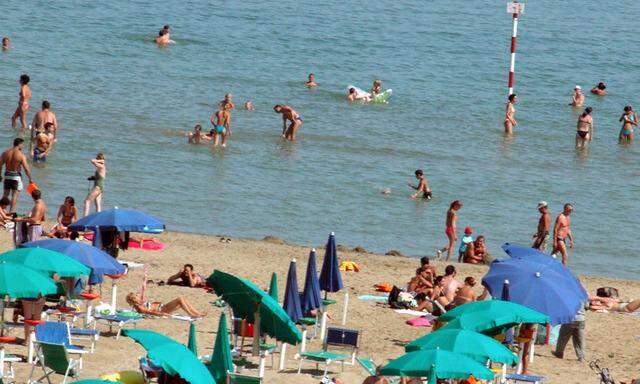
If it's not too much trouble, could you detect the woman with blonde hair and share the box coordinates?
[125,292,206,318]
[84,153,106,216]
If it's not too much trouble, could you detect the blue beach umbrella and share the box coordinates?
[319,232,343,296]
[22,239,125,284]
[283,260,303,323]
[68,207,165,233]
[482,256,586,324]
[301,249,321,315]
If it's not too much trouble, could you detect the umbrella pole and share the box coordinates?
[252,304,261,356]
[341,292,349,326]
[110,281,118,315]
[278,343,287,371]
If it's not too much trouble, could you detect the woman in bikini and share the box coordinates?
[504,93,517,134]
[576,107,593,149]
[50,196,78,238]
[126,292,206,318]
[11,74,31,129]
[619,105,637,143]
[84,153,106,216]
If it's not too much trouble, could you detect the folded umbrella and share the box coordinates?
[319,232,343,295]
[283,260,303,323]
[301,249,321,315]
[209,313,233,383]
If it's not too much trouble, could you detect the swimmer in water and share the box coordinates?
[2,37,8,52]
[11,74,31,130]
[370,80,382,97]
[504,94,517,134]
[219,93,236,111]
[244,101,254,111]
[408,169,431,200]
[347,87,370,102]
[187,124,210,144]
[155,29,169,45]
[570,85,584,107]
[591,82,606,96]
[619,105,637,143]
[273,104,302,141]
[210,104,230,147]
[31,124,52,163]
[305,73,318,88]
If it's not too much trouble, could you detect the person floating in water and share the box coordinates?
[2,37,9,52]
[244,101,254,110]
[347,87,370,102]
[504,94,517,134]
[408,169,431,200]
[11,74,31,130]
[305,73,317,88]
[187,124,210,144]
[591,82,606,96]
[619,105,637,143]
[570,86,584,107]
[370,80,382,98]
[273,104,302,141]
[575,107,593,149]
[155,26,170,45]
[219,93,236,110]
[210,104,230,147]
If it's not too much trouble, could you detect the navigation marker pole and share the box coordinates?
[507,2,525,95]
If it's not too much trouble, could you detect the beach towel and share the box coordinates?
[394,309,437,321]
[406,317,431,327]
[358,294,388,302]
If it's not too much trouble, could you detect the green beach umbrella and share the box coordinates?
[268,272,278,302]
[0,248,90,277]
[380,349,494,383]
[209,313,233,383]
[187,322,198,355]
[123,329,215,384]
[405,329,519,365]
[207,270,302,346]
[0,261,58,298]
[439,300,549,335]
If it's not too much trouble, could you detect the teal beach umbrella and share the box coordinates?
[187,322,198,355]
[209,313,233,383]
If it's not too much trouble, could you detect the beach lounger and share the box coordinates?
[0,346,21,383]
[297,327,359,376]
[504,373,545,383]
[94,313,141,339]
[28,341,82,384]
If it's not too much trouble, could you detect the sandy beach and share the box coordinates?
[1,230,638,383]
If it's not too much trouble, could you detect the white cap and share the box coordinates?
[574,85,581,90]
[537,201,548,209]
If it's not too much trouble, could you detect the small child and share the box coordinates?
[458,227,473,263]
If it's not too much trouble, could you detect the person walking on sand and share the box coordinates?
[436,200,462,261]
[552,302,587,362]
[11,74,31,129]
[576,107,593,149]
[552,203,574,265]
[31,100,58,137]
[274,104,302,141]
[619,105,637,143]
[504,94,517,134]
[0,138,33,213]
[14,189,46,242]
[210,104,231,147]
[84,153,106,216]
[408,169,431,200]
[532,201,551,252]
[570,86,584,107]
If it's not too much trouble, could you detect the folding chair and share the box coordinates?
[30,322,88,366]
[297,327,359,376]
[139,357,163,384]
[0,345,21,382]
[28,341,81,384]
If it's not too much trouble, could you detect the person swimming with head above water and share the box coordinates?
[370,79,382,97]
[244,101,254,110]
[347,87,370,102]
[155,28,170,45]
[570,85,584,107]
[2,37,9,52]
[305,73,318,88]
[187,124,210,144]
[591,82,607,96]
[273,104,302,141]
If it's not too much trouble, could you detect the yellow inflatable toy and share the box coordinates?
[339,261,360,272]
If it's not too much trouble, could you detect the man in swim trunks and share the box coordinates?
[409,169,431,200]
[31,124,52,163]
[14,189,46,242]
[210,104,231,147]
[552,203,574,265]
[0,138,33,213]
[438,200,462,261]
[273,104,302,141]
[31,100,58,137]
[305,73,317,88]
[570,86,584,107]
[532,201,551,251]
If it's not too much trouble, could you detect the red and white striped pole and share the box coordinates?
[507,2,524,95]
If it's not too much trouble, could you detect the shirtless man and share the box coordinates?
[155,29,169,45]
[408,169,431,200]
[187,124,209,144]
[0,138,33,212]
[167,264,206,287]
[532,201,551,251]
[31,125,52,163]
[590,82,606,96]
[14,189,45,242]
[2,37,8,52]
[210,105,231,147]
[570,86,584,107]
[219,93,236,110]
[451,277,487,307]
[552,203,574,265]
[31,100,58,136]
[305,73,318,88]
[441,265,462,304]
[273,104,302,141]
[438,200,462,261]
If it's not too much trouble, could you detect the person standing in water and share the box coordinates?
[552,203,574,265]
[591,82,606,96]
[0,138,33,213]
[84,153,106,216]
[570,86,584,107]
[408,169,431,200]
[274,104,302,141]
[305,73,318,88]
[532,201,551,251]
[219,93,236,111]
[2,37,9,52]
[210,104,230,147]
[504,94,517,134]
[437,200,462,261]
[31,100,58,135]
[576,107,593,149]
[11,74,31,129]
[619,105,637,143]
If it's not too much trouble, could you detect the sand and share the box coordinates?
[1,230,639,383]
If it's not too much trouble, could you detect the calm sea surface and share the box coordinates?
[2,1,639,279]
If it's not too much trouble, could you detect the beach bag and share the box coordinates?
[596,287,619,298]
[388,286,410,309]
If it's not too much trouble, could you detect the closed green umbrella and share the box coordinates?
[209,313,233,383]
[187,322,198,355]
[268,272,278,302]
[0,248,90,277]
[207,270,302,347]
[380,349,494,383]
[405,329,518,365]
[439,300,549,335]
[123,329,215,384]
[0,261,58,298]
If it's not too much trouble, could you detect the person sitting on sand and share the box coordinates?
[451,277,488,308]
[464,236,489,264]
[305,73,318,88]
[407,267,433,296]
[591,82,607,96]
[441,265,462,303]
[166,264,206,288]
[126,292,206,318]
[0,197,13,228]
[362,367,390,384]
[49,196,78,238]
[420,256,436,279]
[458,227,473,263]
